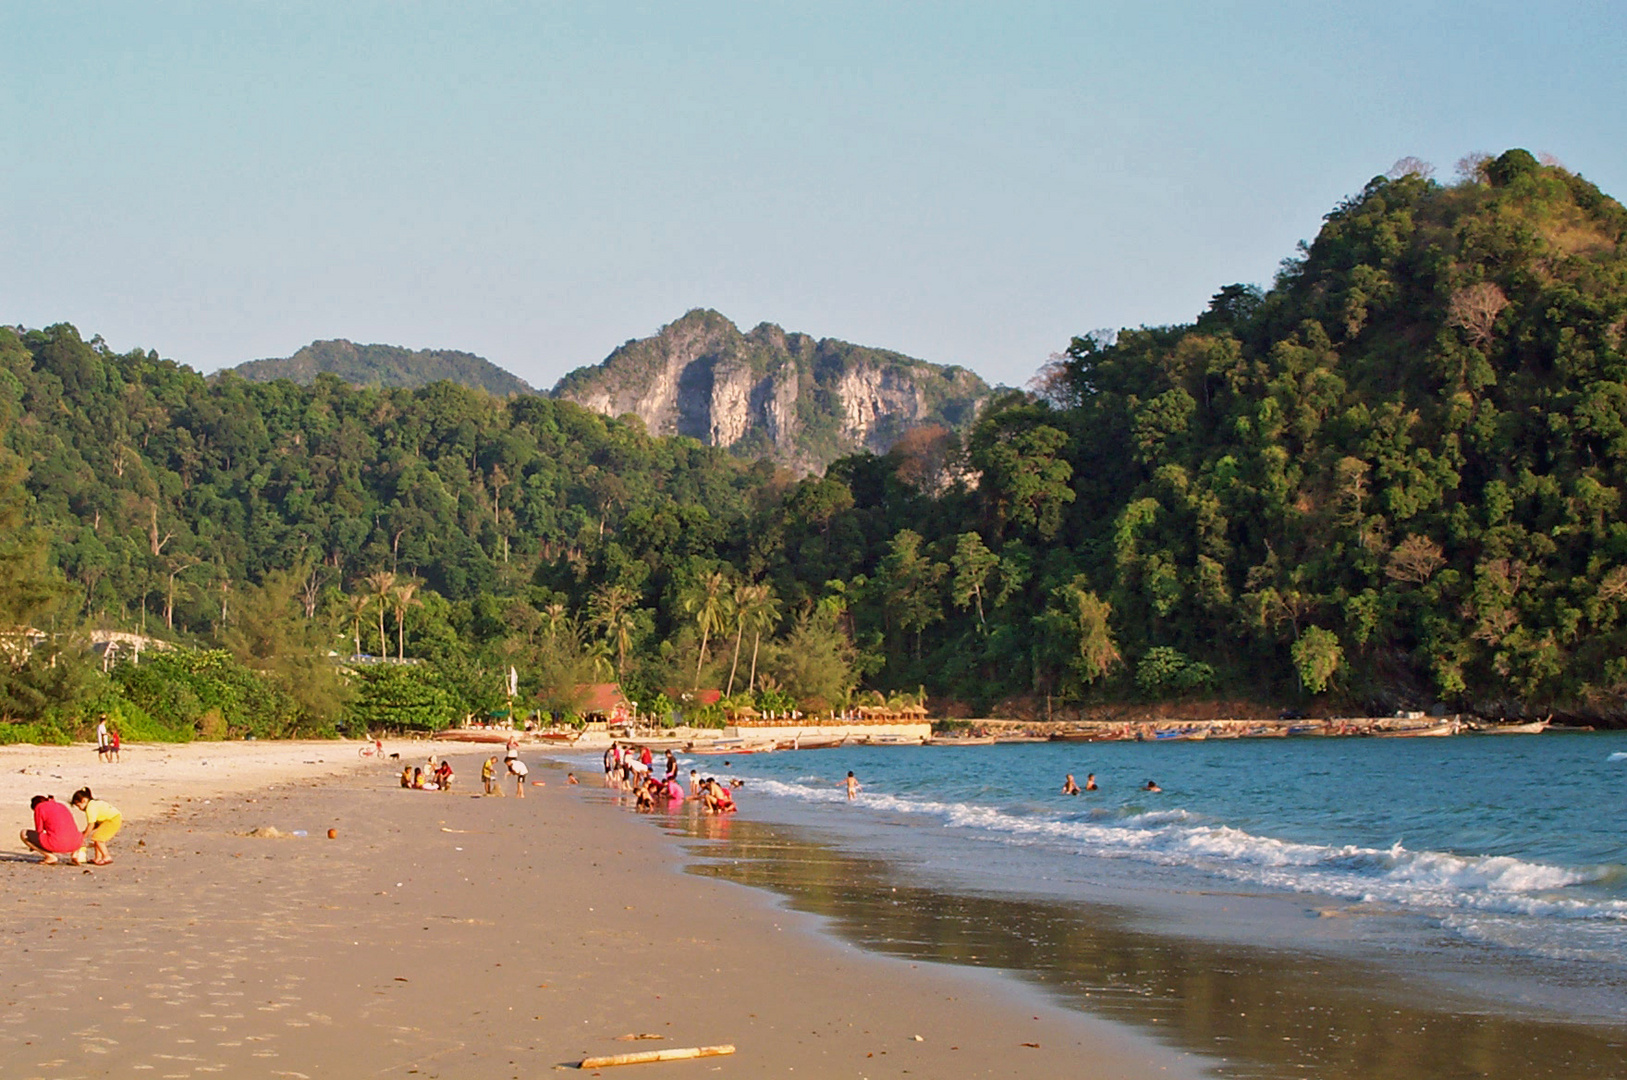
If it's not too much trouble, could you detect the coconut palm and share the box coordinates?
[725,585,754,696]
[742,583,781,693]
[391,579,421,660]
[344,592,371,657]
[680,571,730,683]
[363,570,396,656]
[589,583,639,675]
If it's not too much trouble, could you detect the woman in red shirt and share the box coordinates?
[20,795,85,865]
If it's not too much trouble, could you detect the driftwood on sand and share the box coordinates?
[579,1044,736,1068]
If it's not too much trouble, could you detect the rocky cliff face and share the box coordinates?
[550,310,988,472]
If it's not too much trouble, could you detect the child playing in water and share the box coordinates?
[845,771,860,800]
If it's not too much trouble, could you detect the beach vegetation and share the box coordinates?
[5,150,1627,730]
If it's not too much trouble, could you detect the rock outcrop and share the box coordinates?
[550,310,988,472]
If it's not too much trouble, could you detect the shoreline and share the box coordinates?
[556,742,1627,1080]
[2,742,1207,1079]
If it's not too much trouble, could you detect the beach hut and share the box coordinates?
[576,683,632,723]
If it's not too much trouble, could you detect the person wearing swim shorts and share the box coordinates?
[70,787,121,865]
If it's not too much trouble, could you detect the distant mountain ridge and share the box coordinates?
[230,339,535,397]
[550,309,990,472]
[230,313,991,474]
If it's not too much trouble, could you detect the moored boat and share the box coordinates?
[1474,719,1549,734]
[926,735,998,746]
[772,733,849,750]
[1374,721,1459,737]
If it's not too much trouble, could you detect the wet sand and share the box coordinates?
[665,816,1627,1080]
[2,745,1204,1079]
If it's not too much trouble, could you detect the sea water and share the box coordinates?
[573,734,1627,976]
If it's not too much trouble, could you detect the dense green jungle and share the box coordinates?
[3,149,1625,741]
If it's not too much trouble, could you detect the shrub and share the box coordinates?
[1135,647,1215,698]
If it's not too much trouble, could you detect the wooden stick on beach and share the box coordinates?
[579,1044,735,1069]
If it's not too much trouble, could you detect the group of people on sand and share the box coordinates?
[1062,772,1160,794]
[602,742,739,814]
[20,787,122,866]
[401,756,455,792]
[95,716,122,763]
[480,740,530,797]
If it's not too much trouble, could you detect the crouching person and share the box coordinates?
[21,795,87,865]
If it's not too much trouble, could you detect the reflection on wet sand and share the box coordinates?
[673,814,1627,1080]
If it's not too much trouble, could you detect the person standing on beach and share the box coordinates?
[508,756,528,797]
[70,787,121,865]
[96,716,111,761]
[20,795,86,864]
[109,727,121,763]
[482,756,500,795]
[845,771,860,800]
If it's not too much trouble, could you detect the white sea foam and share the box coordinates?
[1609,751,1627,762]
[742,776,1627,930]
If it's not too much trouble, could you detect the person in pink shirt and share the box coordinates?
[20,795,85,865]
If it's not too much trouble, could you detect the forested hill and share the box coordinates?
[2,149,1625,740]
[231,339,535,397]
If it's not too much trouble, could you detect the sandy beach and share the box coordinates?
[1,740,1205,1079]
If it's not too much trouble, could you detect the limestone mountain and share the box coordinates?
[549,309,989,472]
[230,339,535,397]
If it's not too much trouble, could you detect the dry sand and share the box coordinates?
[1,742,1206,1079]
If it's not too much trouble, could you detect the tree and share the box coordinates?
[741,583,780,693]
[363,571,396,656]
[344,592,371,657]
[1448,282,1509,348]
[680,571,730,683]
[762,608,859,712]
[1047,576,1121,688]
[221,568,348,729]
[391,579,422,660]
[970,421,1075,540]
[1291,626,1343,694]
[589,583,639,675]
[1386,535,1446,585]
[879,530,947,659]
[949,532,999,627]
[724,581,753,697]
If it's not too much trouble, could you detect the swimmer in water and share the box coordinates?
[1085,773,1098,791]
[1062,774,1081,795]
[1143,779,1161,793]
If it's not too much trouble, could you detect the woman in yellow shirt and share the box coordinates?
[70,787,122,865]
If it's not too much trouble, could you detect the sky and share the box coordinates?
[3,2,1624,391]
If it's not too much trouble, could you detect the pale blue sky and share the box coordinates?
[3,2,1623,389]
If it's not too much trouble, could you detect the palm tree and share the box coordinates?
[541,602,569,642]
[344,592,371,657]
[391,579,421,660]
[681,571,730,683]
[589,583,638,675]
[743,583,781,693]
[363,571,396,657]
[724,581,755,697]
